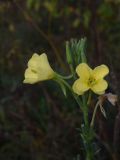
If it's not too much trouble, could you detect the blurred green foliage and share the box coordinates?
[0,0,120,159]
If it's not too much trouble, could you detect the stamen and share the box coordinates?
[88,77,96,86]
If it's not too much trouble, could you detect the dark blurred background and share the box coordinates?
[0,0,120,160]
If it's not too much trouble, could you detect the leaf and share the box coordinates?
[60,82,67,97]
[56,80,67,97]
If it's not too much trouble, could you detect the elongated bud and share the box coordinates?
[66,41,73,64]
[79,38,87,63]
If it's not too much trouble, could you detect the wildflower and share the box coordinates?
[72,63,109,95]
[23,53,55,84]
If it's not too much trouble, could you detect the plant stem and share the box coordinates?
[82,95,94,160]
[56,73,73,80]
[55,76,94,159]
[82,95,89,127]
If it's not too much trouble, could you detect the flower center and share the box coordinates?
[88,77,96,87]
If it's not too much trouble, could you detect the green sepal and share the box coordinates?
[66,41,73,64]
[59,81,67,97]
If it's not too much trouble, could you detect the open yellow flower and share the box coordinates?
[72,63,109,95]
[23,53,55,84]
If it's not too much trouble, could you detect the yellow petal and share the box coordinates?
[72,79,89,95]
[76,63,92,81]
[28,53,54,73]
[38,53,54,75]
[91,79,108,95]
[23,68,39,84]
[92,65,109,80]
[28,53,40,70]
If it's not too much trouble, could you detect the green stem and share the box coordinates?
[82,95,88,127]
[54,76,94,160]
[82,95,94,160]
[56,73,73,80]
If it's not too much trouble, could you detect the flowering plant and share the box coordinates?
[23,38,116,160]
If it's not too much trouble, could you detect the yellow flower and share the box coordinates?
[72,63,109,95]
[23,53,55,84]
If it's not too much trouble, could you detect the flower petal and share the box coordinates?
[72,79,89,95]
[28,53,54,75]
[38,53,54,74]
[76,63,92,81]
[93,65,109,80]
[91,79,108,95]
[28,53,40,70]
[23,68,39,84]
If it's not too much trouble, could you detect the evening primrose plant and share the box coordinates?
[23,38,114,160]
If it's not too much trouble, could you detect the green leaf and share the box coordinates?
[59,81,67,97]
